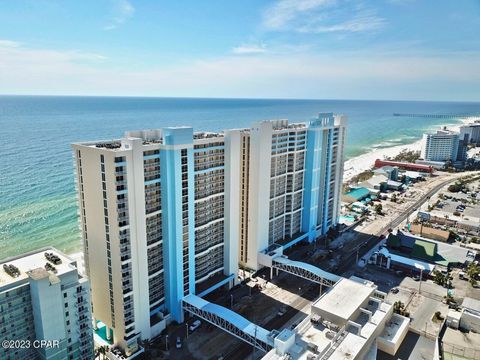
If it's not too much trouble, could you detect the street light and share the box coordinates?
[230,294,234,308]
[165,335,169,351]
[186,323,189,339]
[418,266,425,293]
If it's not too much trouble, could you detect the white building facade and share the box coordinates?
[72,112,347,356]
[0,249,93,360]
[459,123,480,144]
[421,129,464,162]
[228,114,347,271]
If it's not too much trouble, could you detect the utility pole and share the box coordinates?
[165,335,168,351]
[419,267,424,293]
[186,323,189,339]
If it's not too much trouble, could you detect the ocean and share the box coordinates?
[0,96,479,257]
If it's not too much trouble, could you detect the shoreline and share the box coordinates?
[64,117,480,257]
[343,139,423,182]
[343,116,479,183]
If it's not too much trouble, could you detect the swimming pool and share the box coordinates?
[339,215,356,223]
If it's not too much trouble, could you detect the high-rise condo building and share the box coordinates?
[72,112,347,356]
[459,123,480,144]
[72,127,238,356]
[421,128,467,163]
[227,115,347,270]
[0,248,93,360]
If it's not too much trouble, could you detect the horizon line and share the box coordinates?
[0,93,479,104]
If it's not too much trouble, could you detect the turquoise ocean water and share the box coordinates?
[0,96,479,257]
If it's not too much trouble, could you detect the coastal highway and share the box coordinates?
[337,174,463,275]
[220,174,463,360]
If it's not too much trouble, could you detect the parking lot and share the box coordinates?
[149,265,319,359]
[362,262,480,340]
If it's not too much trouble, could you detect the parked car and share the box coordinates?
[189,319,201,332]
[277,305,287,316]
[176,337,182,349]
[391,287,399,294]
[413,275,420,281]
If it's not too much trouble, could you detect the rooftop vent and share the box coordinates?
[95,142,121,149]
[3,264,21,278]
[45,252,62,265]
[45,262,57,273]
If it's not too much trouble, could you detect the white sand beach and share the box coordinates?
[343,139,423,182]
[64,117,480,260]
[343,116,479,183]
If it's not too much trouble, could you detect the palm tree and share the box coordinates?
[467,263,480,287]
[95,345,109,360]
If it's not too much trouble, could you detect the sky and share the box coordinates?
[0,0,479,101]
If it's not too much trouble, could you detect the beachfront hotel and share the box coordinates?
[72,113,347,355]
[0,248,93,360]
[421,127,468,164]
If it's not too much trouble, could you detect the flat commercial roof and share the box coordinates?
[399,230,476,265]
[379,247,435,272]
[412,240,437,262]
[312,278,375,322]
[462,297,480,312]
[0,248,77,288]
[329,333,367,360]
[344,187,370,200]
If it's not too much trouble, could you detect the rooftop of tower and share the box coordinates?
[0,247,80,288]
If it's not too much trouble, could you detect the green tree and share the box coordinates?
[95,346,109,360]
[388,149,421,163]
[393,301,409,317]
[432,270,446,287]
[467,263,480,287]
[375,204,383,215]
[448,184,462,192]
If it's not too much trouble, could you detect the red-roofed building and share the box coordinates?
[374,159,434,173]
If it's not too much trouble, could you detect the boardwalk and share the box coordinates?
[393,113,479,119]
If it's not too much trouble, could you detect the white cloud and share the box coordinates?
[104,0,135,30]
[0,44,479,101]
[232,44,267,55]
[298,11,385,33]
[263,0,335,30]
[68,51,108,62]
[263,0,385,33]
[0,40,20,48]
